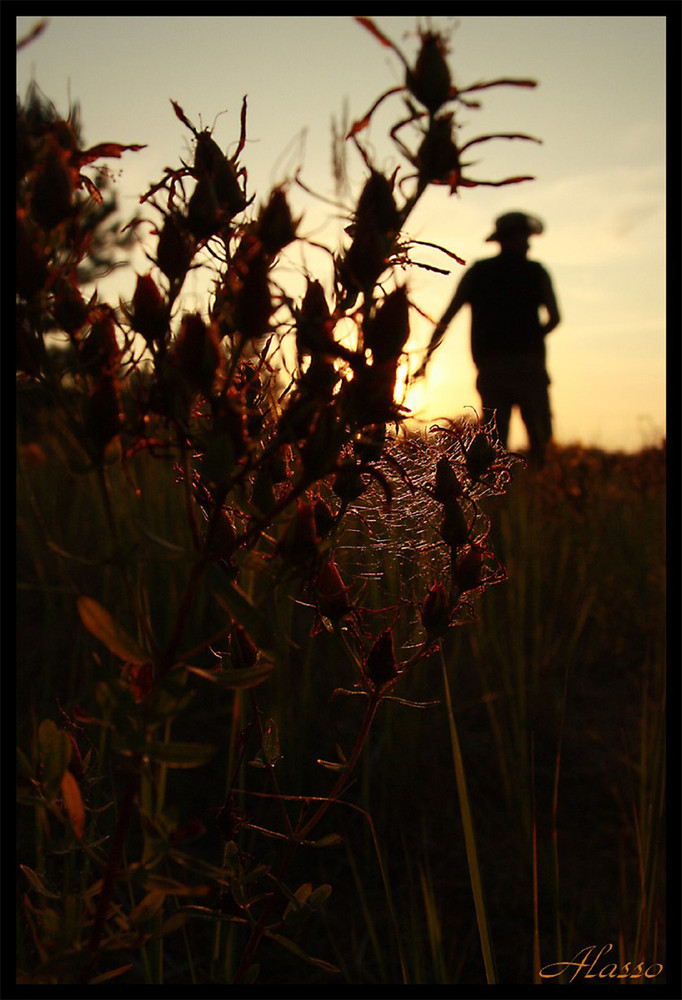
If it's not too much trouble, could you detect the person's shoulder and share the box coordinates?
[467,256,497,273]
[527,258,550,274]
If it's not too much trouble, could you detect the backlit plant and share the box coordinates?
[17,17,543,985]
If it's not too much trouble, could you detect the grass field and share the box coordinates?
[16,424,666,985]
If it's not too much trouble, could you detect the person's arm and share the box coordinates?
[415,271,470,377]
[540,270,560,336]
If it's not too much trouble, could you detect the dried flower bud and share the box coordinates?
[407,32,452,114]
[79,309,121,376]
[235,250,271,341]
[363,286,410,364]
[439,496,470,548]
[339,223,388,297]
[170,313,222,395]
[213,156,247,216]
[132,273,167,346]
[434,456,462,502]
[188,176,220,240]
[52,279,89,337]
[316,559,352,621]
[453,543,484,593]
[465,432,497,480]
[332,463,366,504]
[421,581,451,638]
[86,376,122,451]
[157,214,193,282]
[296,280,335,357]
[366,629,398,689]
[228,623,259,670]
[417,114,461,189]
[31,146,73,230]
[257,187,297,256]
[356,170,400,236]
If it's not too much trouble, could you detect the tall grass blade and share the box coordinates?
[439,642,497,984]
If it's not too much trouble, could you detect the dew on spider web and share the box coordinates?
[333,416,518,642]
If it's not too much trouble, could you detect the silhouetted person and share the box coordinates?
[420,211,561,466]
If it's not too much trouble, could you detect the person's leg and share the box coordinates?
[519,377,552,466]
[477,359,513,448]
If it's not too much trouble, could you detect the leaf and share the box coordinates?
[382,696,441,708]
[77,596,148,664]
[20,865,60,899]
[354,16,405,62]
[316,759,347,772]
[78,142,147,166]
[89,964,134,985]
[302,833,344,849]
[145,741,215,769]
[60,770,86,839]
[188,662,273,690]
[264,930,340,975]
[128,890,168,926]
[212,584,280,659]
[38,719,71,798]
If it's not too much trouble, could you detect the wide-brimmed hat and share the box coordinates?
[486,211,544,242]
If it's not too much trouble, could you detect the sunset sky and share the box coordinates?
[16,14,668,452]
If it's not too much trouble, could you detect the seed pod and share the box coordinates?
[170,313,221,395]
[235,250,271,341]
[332,463,365,504]
[213,156,247,216]
[338,170,400,299]
[339,224,387,297]
[228,623,259,670]
[257,187,297,256]
[453,543,484,593]
[188,176,220,240]
[363,286,410,364]
[194,130,246,216]
[296,280,335,357]
[193,129,225,179]
[439,495,470,548]
[131,273,167,346]
[421,581,451,638]
[417,114,461,188]
[356,170,400,237]
[465,431,497,480]
[52,279,89,337]
[86,376,122,452]
[31,146,73,230]
[366,629,398,689]
[79,309,121,376]
[407,32,452,114]
[434,455,463,503]
[157,214,193,282]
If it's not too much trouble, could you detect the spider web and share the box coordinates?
[332,416,518,637]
